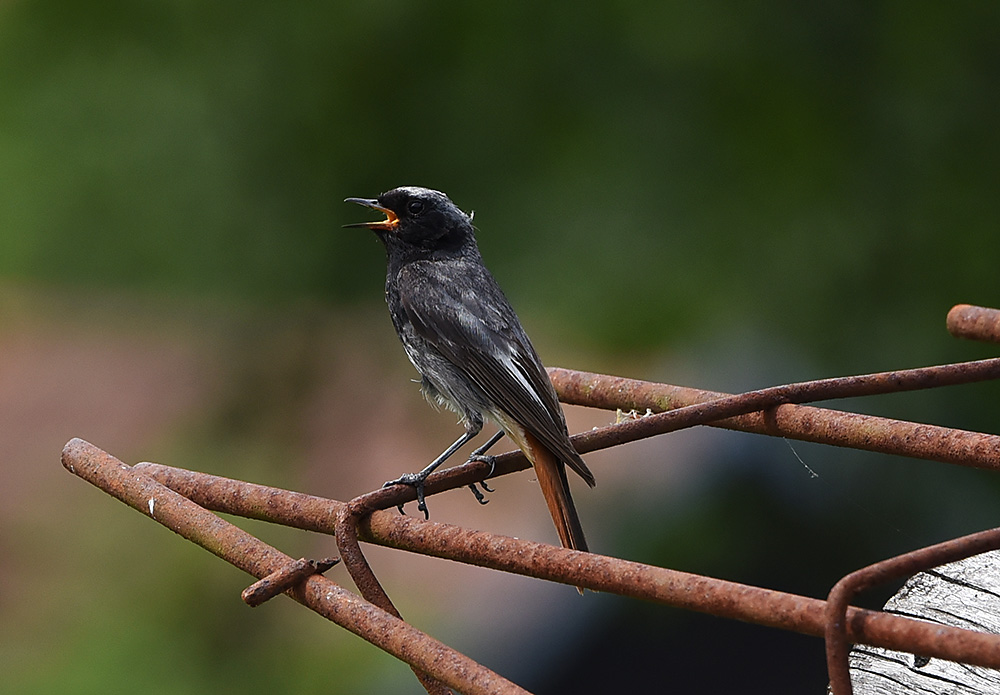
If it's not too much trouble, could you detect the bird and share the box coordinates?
[344,186,595,552]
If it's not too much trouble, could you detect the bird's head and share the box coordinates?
[344,186,474,253]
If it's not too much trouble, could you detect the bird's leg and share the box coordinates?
[469,430,505,471]
[384,420,482,519]
[466,430,506,503]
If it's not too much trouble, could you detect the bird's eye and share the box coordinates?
[406,200,425,215]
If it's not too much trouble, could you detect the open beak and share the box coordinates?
[343,197,399,231]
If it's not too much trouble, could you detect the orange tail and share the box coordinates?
[524,432,588,553]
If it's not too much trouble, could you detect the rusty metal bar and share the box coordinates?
[63,438,526,695]
[132,460,346,531]
[294,358,1000,511]
[334,496,406,626]
[948,304,1000,344]
[242,557,339,607]
[368,516,1000,670]
[179,361,1000,524]
[131,462,1000,671]
[135,360,1000,527]
[548,362,1000,470]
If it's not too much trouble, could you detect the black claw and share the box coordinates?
[468,483,490,505]
[384,473,432,519]
[383,479,409,515]
[415,484,429,519]
[467,480,494,505]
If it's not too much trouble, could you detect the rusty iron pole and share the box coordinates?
[947,304,1000,344]
[135,359,1000,525]
[548,362,1000,470]
[132,462,1000,672]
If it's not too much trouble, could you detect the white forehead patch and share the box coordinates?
[395,186,450,202]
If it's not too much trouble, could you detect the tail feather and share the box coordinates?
[524,432,588,553]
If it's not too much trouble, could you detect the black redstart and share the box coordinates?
[345,186,595,552]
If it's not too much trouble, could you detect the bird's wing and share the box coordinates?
[398,260,595,486]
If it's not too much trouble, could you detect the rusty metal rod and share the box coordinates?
[947,304,1000,344]
[334,496,405,623]
[64,439,525,695]
[165,363,1000,524]
[309,358,1000,513]
[242,557,339,607]
[132,360,1000,525]
[826,526,1000,695]
[132,461,345,531]
[426,359,1000,499]
[133,463,1000,671]
[367,515,1000,670]
[548,362,1000,470]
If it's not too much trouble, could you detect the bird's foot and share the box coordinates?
[465,453,496,505]
[383,472,430,519]
[468,453,497,480]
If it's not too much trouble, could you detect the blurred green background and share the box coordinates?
[3,2,1000,693]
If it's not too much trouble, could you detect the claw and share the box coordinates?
[465,452,496,507]
[467,482,490,505]
[415,484,429,519]
[383,473,432,519]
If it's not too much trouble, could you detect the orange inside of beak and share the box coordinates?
[368,206,399,231]
[344,200,400,231]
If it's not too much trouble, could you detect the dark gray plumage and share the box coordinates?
[345,186,594,552]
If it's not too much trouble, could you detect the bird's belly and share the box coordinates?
[400,333,491,422]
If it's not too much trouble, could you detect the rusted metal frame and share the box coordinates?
[81,305,1000,689]
[132,462,1000,671]
[826,527,1000,695]
[549,358,1000,470]
[63,438,526,695]
[136,354,1000,687]
[63,302,1000,691]
[136,354,1000,685]
[948,304,1000,344]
